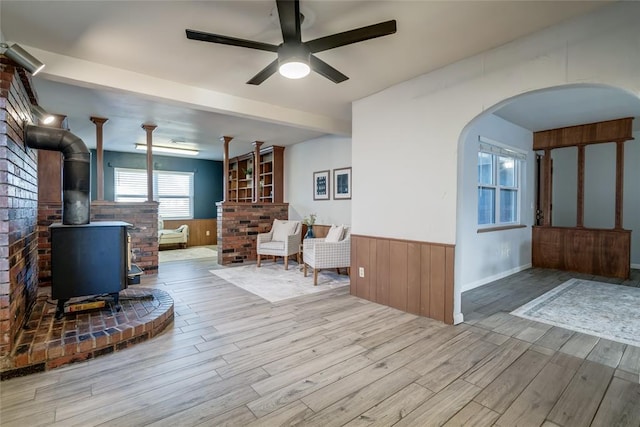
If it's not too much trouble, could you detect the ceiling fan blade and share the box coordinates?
[186,29,278,52]
[310,55,348,83]
[306,20,397,53]
[247,59,279,85]
[276,0,301,43]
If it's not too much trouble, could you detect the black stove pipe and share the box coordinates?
[24,125,91,225]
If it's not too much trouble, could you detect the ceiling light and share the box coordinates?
[278,44,310,79]
[31,105,55,125]
[279,60,310,79]
[1,43,45,75]
[135,144,199,156]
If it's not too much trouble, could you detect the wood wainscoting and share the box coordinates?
[162,218,217,247]
[532,226,631,279]
[350,235,455,324]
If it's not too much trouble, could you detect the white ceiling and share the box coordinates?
[494,85,640,132]
[1,1,615,159]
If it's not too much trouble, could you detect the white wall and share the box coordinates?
[352,2,640,323]
[551,147,578,227]
[584,143,617,229]
[285,135,352,226]
[457,115,534,292]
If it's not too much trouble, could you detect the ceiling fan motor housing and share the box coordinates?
[186,0,396,84]
[278,43,310,65]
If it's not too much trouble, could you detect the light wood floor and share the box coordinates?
[1,259,638,426]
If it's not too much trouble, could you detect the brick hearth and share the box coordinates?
[1,287,173,379]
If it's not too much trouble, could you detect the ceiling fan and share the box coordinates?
[185,0,397,85]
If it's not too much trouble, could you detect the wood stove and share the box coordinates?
[50,221,131,318]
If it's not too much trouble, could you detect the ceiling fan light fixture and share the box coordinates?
[278,43,310,79]
[279,59,310,79]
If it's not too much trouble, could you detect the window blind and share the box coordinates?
[114,168,194,219]
[478,136,527,161]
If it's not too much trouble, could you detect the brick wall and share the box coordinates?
[216,202,288,265]
[36,202,61,286]
[37,201,159,284]
[91,201,159,274]
[0,57,39,360]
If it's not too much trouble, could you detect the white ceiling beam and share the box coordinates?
[25,46,351,136]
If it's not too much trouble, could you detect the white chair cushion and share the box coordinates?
[272,220,297,242]
[259,241,285,250]
[325,225,344,243]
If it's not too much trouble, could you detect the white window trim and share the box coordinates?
[477,137,526,230]
[114,167,194,220]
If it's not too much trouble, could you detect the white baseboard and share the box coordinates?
[461,263,533,293]
[453,312,464,325]
[632,263,640,269]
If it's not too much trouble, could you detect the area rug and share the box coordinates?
[209,263,350,302]
[511,278,640,347]
[158,246,217,263]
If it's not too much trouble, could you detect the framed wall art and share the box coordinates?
[333,167,352,200]
[313,170,330,200]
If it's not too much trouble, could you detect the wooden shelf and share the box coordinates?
[226,146,284,203]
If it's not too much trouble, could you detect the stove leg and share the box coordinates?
[55,299,67,320]
[111,293,121,312]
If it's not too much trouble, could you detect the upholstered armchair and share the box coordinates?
[303,225,351,285]
[158,217,189,249]
[257,219,302,270]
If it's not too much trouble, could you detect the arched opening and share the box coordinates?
[454,83,640,324]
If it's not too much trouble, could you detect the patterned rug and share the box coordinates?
[158,246,217,263]
[210,262,350,302]
[511,278,640,347]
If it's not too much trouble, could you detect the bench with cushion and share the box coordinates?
[158,217,189,249]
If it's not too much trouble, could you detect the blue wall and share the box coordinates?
[90,150,223,219]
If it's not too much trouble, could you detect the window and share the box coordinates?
[114,168,194,219]
[477,138,525,227]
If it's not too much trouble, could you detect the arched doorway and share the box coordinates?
[454,83,640,323]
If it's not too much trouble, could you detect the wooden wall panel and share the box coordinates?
[389,241,408,312]
[429,246,446,323]
[564,229,595,273]
[376,239,390,306]
[407,243,421,315]
[37,150,62,203]
[369,239,378,303]
[163,218,217,246]
[302,224,331,239]
[420,245,431,318]
[445,246,455,325]
[533,117,633,150]
[532,226,630,279]
[351,234,455,324]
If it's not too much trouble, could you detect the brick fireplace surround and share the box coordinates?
[1,55,167,377]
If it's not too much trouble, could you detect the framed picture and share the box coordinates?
[333,167,352,200]
[313,170,330,200]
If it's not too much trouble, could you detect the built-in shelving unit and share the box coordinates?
[227,146,284,203]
